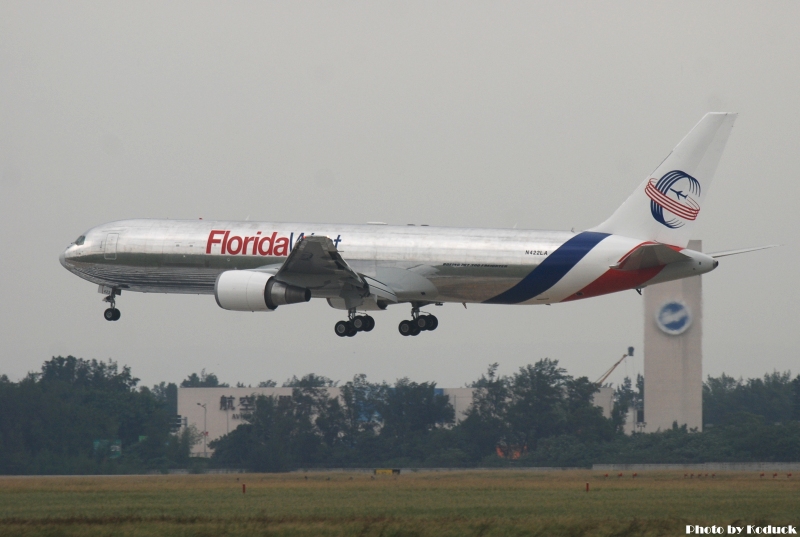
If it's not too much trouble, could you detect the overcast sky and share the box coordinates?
[1,2,797,389]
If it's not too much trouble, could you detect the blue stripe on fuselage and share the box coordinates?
[483,231,610,304]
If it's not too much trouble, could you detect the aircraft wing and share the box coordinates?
[611,242,692,271]
[273,235,371,304]
[273,235,366,290]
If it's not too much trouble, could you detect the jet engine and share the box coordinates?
[214,270,310,311]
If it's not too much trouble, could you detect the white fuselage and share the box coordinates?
[60,219,716,307]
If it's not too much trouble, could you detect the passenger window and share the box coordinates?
[75,235,85,245]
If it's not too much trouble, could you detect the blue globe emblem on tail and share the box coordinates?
[655,301,692,335]
[645,170,701,229]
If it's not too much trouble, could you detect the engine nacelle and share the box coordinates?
[214,271,310,311]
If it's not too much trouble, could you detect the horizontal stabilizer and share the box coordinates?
[611,242,691,271]
[706,244,779,258]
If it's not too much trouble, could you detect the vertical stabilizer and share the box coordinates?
[591,113,737,247]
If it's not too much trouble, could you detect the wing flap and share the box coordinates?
[274,235,369,304]
[362,275,399,303]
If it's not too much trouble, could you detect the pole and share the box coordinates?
[197,402,208,458]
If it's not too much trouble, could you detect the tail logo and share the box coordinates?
[645,170,701,229]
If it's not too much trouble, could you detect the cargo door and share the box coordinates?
[104,233,119,260]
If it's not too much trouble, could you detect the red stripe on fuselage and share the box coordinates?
[561,265,664,302]
[561,242,677,302]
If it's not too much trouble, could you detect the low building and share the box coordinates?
[179,383,620,457]
[592,386,615,419]
[178,386,476,457]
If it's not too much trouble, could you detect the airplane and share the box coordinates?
[59,112,774,337]
[670,189,689,201]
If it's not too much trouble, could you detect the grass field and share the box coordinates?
[1,470,797,536]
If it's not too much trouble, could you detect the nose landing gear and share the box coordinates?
[398,306,438,336]
[334,309,375,337]
[102,288,121,321]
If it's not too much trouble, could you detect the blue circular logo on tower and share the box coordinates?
[656,301,692,335]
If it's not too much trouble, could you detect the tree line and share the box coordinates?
[0,356,799,474]
[0,356,195,474]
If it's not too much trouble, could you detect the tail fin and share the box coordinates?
[591,112,737,247]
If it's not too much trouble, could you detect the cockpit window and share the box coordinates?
[75,235,85,245]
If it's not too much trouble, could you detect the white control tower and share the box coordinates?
[642,239,703,432]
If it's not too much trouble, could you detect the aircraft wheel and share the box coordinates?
[112,308,121,321]
[409,323,421,336]
[346,324,357,337]
[425,315,438,331]
[363,316,375,332]
[398,320,413,336]
[413,316,428,331]
[335,320,351,337]
[352,316,367,331]
[104,308,116,321]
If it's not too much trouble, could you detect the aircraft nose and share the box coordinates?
[59,248,70,269]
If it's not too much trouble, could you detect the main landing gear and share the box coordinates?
[334,310,375,337]
[102,293,121,321]
[398,306,438,337]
